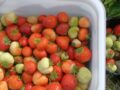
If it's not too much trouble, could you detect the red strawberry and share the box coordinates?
[57,12,69,23]
[74,46,92,63]
[6,25,21,41]
[42,15,57,28]
[114,24,120,36]
[31,24,43,33]
[38,15,46,22]
[19,36,28,47]
[17,16,26,26]
[61,74,77,90]
[107,28,113,34]
[0,35,11,51]
[19,23,31,35]
[56,24,69,35]
[0,31,6,37]
[22,72,32,84]
[28,33,41,48]
[25,83,33,90]
[67,46,75,60]
[50,54,61,65]
[46,82,62,90]
[56,36,70,50]
[50,66,63,82]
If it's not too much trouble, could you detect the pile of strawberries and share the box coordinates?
[0,12,92,90]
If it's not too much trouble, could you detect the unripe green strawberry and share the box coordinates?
[15,64,24,74]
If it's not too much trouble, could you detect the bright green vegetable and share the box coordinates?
[106,49,115,59]
[0,52,14,68]
[69,17,79,27]
[15,64,24,74]
[68,27,79,39]
[106,37,113,49]
[77,67,92,84]
[37,57,53,74]
[113,41,120,51]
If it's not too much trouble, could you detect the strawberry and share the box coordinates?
[50,66,63,82]
[33,49,47,59]
[31,24,43,33]
[0,35,11,51]
[42,15,57,28]
[67,46,75,60]
[25,83,33,90]
[0,31,6,37]
[37,37,48,50]
[56,24,69,35]
[28,33,41,48]
[50,54,61,65]
[6,25,21,41]
[19,36,28,47]
[78,28,89,41]
[61,74,77,90]
[1,12,18,26]
[106,59,115,64]
[38,15,46,22]
[62,60,75,74]
[7,75,23,90]
[74,46,92,63]
[22,72,32,84]
[114,24,120,36]
[19,23,31,35]
[42,28,56,41]
[56,36,70,50]
[107,28,113,34]
[57,12,69,23]
[46,42,58,54]
[46,82,62,90]
[9,41,22,56]
[24,61,37,74]
[17,16,26,26]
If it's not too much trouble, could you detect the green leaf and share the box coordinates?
[109,3,120,18]
[103,0,113,5]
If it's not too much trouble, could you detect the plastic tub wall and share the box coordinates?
[0,0,106,90]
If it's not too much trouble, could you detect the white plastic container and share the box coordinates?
[0,0,106,90]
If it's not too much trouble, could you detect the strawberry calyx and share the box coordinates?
[4,36,11,45]
[12,29,19,35]
[75,47,83,53]
[72,65,79,75]
[50,71,58,81]
[34,38,41,44]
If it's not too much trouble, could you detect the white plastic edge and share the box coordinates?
[90,1,106,90]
